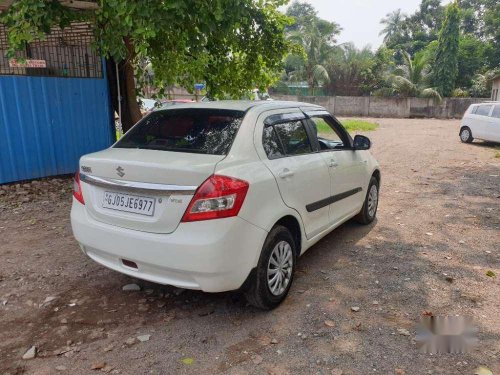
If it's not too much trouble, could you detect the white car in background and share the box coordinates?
[460,102,500,143]
[71,101,380,309]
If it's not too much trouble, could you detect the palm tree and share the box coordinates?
[286,22,334,95]
[389,50,441,100]
[379,9,406,44]
[326,43,374,96]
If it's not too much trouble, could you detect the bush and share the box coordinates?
[451,88,469,97]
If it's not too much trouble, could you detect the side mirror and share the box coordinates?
[353,135,371,150]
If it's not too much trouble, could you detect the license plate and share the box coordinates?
[102,191,155,216]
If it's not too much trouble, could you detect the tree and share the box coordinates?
[469,70,499,97]
[416,0,444,30]
[379,9,406,44]
[388,50,441,100]
[286,23,332,95]
[379,0,446,64]
[457,35,487,88]
[483,1,500,69]
[431,1,460,97]
[284,2,341,95]
[1,0,291,131]
[325,43,376,96]
[285,1,317,32]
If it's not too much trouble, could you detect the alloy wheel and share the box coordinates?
[267,241,293,296]
[461,129,470,142]
[367,184,378,218]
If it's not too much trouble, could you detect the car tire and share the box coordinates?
[245,225,296,310]
[355,176,379,225]
[460,126,474,143]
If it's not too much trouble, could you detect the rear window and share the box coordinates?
[115,109,245,155]
[273,121,312,156]
[475,105,492,116]
[262,125,285,159]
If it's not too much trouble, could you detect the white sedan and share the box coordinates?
[71,101,380,309]
[460,102,500,143]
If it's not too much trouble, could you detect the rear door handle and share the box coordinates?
[278,168,294,179]
[328,159,338,167]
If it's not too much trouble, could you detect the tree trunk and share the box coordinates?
[105,38,142,133]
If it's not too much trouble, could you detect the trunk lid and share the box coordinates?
[79,148,224,234]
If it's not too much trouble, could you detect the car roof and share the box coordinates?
[156,100,325,112]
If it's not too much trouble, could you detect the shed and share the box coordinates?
[0,22,114,184]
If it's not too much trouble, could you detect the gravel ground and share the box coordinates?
[0,118,499,375]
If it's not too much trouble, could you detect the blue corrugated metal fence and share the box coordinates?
[0,71,114,184]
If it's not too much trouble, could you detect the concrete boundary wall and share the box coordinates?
[272,95,488,119]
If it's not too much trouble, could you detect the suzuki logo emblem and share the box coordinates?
[116,166,125,177]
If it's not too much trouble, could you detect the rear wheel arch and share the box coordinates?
[372,169,381,185]
[460,126,474,143]
[274,215,302,257]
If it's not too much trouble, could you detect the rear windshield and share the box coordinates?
[114,108,245,155]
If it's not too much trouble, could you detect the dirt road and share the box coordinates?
[1,118,499,375]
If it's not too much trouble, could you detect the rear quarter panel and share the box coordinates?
[461,106,481,135]
[215,107,307,257]
[215,158,306,261]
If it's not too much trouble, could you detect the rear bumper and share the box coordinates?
[70,200,268,292]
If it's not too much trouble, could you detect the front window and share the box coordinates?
[309,116,348,150]
[115,109,245,155]
[491,105,500,119]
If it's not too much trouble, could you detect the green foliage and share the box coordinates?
[385,50,441,101]
[283,1,340,94]
[285,1,317,32]
[451,88,469,97]
[341,119,379,132]
[432,2,460,97]
[483,2,500,68]
[420,88,442,101]
[326,43,381,96]
[281,0,496,98]
[0,0,292,98]
[469,70,499,97]
[457,35,487,88]
[379,9,406,45]
[380,1,445,59]
[0,0,75,55]
[315,118,378,134]
[495,147,500,159]
[394,50,431,88]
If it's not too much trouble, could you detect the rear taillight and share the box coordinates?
[181,175,249,222]
[73,171,85,205]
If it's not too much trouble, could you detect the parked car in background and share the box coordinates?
[250,89,273,101]
[201,89,273,102]
[71,101,380,309]
[138,98,157,114]
[157,99,195,110]
[460,102,500,143]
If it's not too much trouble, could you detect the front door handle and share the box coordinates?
[328,159,339,167]
[278,168,294,179]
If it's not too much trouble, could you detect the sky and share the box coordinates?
[299,0,451,49]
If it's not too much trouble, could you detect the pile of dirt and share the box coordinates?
[0,176,72,208]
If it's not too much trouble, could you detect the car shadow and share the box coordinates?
[468,140,500,149]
